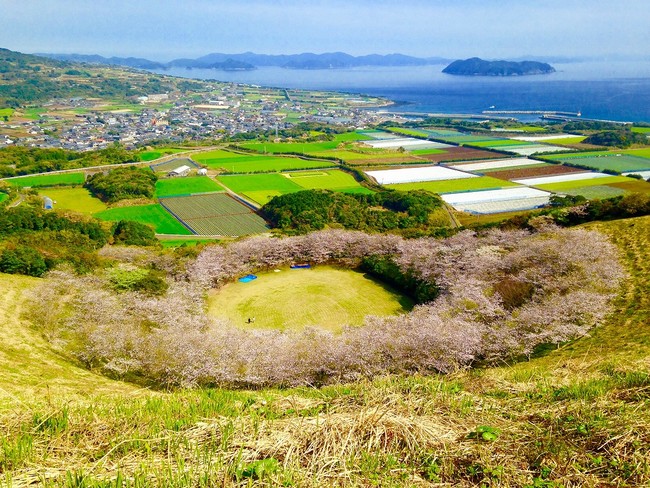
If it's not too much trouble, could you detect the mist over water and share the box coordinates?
[151,61,650,122]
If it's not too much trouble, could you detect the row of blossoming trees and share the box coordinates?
[27,222,623,387]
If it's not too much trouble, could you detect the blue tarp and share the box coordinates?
[238,274,258,283]
[290,264,311,269]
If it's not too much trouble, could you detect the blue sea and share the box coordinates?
[151,61,650,123]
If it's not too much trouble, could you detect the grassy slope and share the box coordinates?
[0,217,649,486]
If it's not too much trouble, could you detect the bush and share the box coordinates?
[0,245,48,277]
[112,220,158,246]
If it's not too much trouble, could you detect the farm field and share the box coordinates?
[94,204,191,235]
[160,193,268,236]
[535,175,632,192]
[207,266,413,333]
[239,134,367,155]
[512,172,611,186]
[286,170,366,191]
[217,173,303,195]
[623,170,650,179]
[560,186,627,199]
[441,187,551,214]
[362,137,452,150]
[5,172,85,188]
[139,148,187,162]
[192,150,336,173]
[631,127,650,134]
[366,166,477,185]
[419,146,504,163]
[448,157,537,172]
[387,175,518,194]
[0,193,7,203]
[487,164,584,181]
[470,139,535,148]
[37,187,107,214]
[548,154,650,173]
[504,145,573,156]
[154,176,225,198]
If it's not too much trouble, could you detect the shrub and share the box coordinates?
[0,245,48,277]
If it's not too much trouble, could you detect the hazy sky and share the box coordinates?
[1,0,649,61]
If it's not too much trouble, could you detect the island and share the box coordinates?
[442,57,555,76]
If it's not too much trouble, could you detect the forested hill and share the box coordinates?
[0,48,178,107]
[442,57,555,76]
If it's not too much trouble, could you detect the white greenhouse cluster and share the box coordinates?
[365,166,477,185]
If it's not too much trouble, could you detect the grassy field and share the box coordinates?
[541,136,587,145]
[192,151,335,173]
[154,176,225,198]
[94,204,191,235]
[5,172,85,188]
[37,187,107,214]
[207,266,413,332]
[631,127,650,134]
[0,193,8,203]
[470,139,533,148]
[387,176,519,194]
[287,169,363,190]
[0,216,649,485]
[0,108,14,119]
[217,173,303,195]
[139,148,187,162]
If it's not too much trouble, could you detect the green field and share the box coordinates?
[139,148,187,162]
[207,266,413,332]
[6,172,85,188]
[409,148,447,156]
[387,176,519,194]
[287,170,363,190]
[535,176,631,192]
[217,173,303,194]
[560,185,627,199]
[549,154,650,173]
[155,176,224,198]
[0,193,7,203]
[192,150,335,173]
[541,136,587,145]
[631,127,650,134]
[94,204,191,235]
[37,187,107,214]
[0,108,14,119]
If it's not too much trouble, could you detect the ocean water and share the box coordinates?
[151,61,650,123]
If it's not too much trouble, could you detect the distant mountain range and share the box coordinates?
[37,52,453,71]
[442,57,556,76]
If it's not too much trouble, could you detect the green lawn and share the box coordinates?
[0,108,14,119]
[0,193,7,203]
[94,204,191,235]
[535,176,631,192]
[387,176,519,194]
[155,177,224,198]
[207,266,413,333]
[37,187,107,214]
[6,172,85,188]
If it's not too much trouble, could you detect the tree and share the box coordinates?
[0,245,48,276]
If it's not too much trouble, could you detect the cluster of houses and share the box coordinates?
[0,86,399,151]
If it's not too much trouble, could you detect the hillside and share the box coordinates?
[443,57,556,76]
[0,216,648,486]
[0,47,179,107]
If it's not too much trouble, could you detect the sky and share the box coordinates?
[1,0,649,61]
